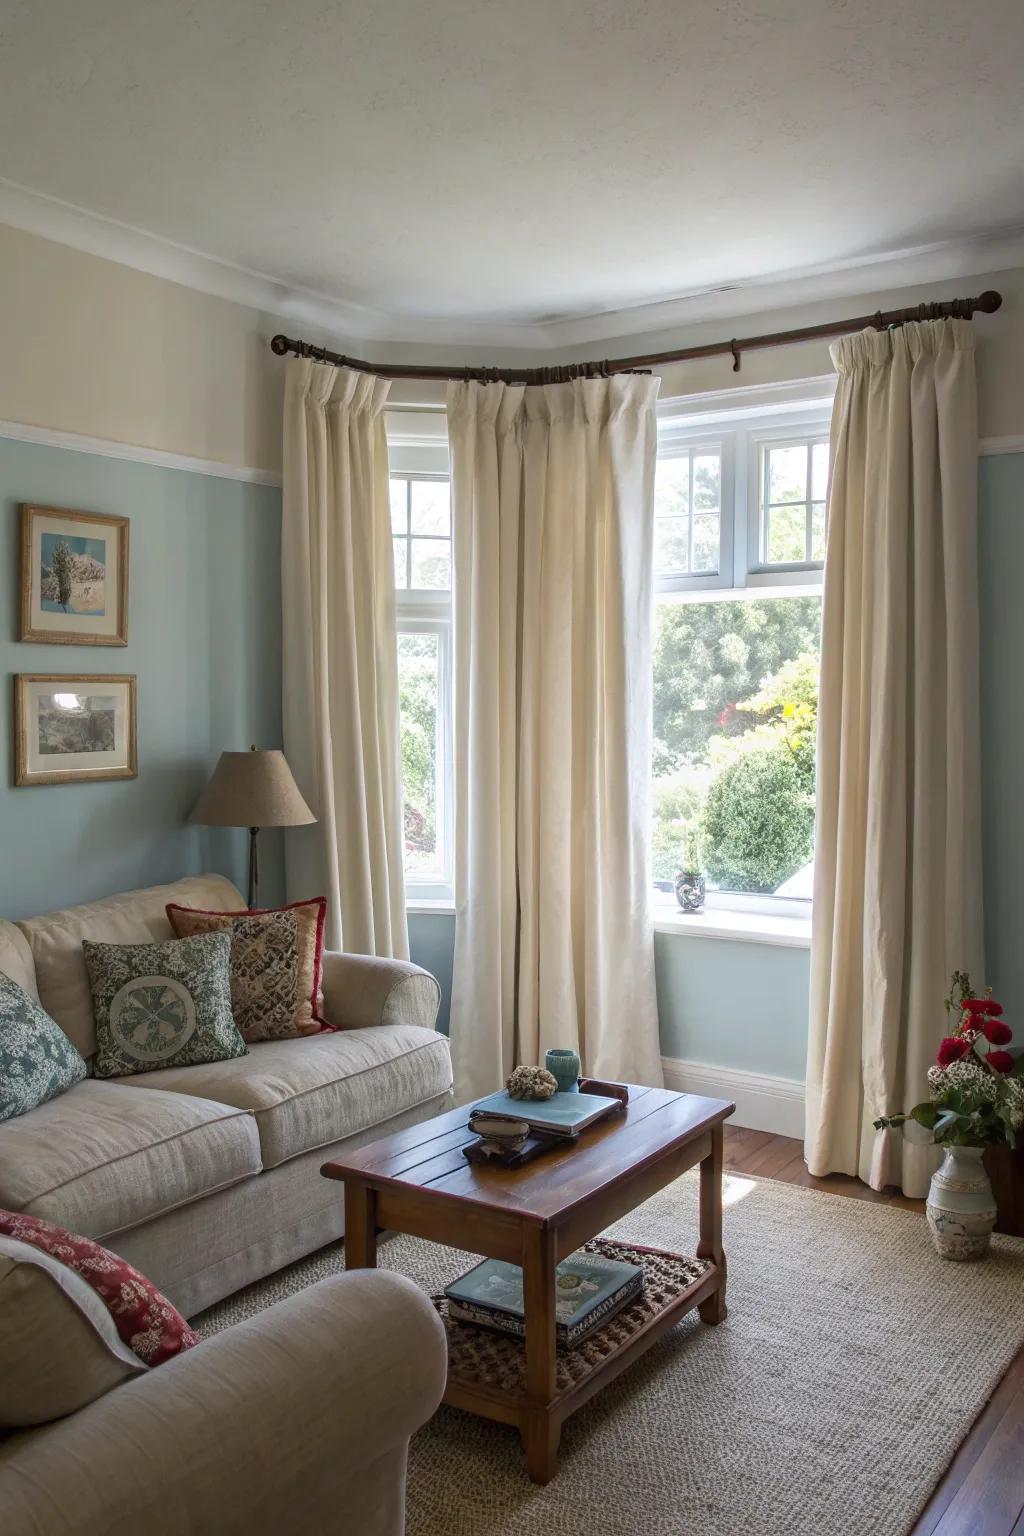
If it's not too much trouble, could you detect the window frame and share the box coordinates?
[652,392,832,926]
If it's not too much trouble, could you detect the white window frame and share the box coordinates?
[388,443,455,907]
[652,387,833,940]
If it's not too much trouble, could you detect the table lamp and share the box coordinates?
[190,746,315,908]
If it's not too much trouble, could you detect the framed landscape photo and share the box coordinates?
[14,675,137,786]
[20,504,129,646]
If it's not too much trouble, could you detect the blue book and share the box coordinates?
[445,1251,642,1348]
[472,1088,621,1136]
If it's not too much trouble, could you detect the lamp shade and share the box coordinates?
[190,748,315,830]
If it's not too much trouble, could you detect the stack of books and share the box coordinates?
[444,1250,643,1351]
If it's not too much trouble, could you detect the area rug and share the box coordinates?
[194,1172,1024,1536]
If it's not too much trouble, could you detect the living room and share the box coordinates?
[1,5,1023,1534]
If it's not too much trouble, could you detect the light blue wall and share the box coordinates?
[409,911,455,1033]
[409,453,1024,1078]
[1,438,284,922]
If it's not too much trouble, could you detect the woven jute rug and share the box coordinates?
[195,1171,1024,1536]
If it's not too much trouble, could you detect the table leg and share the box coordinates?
[521,1223,560,1484]
[344,1181,378,1269]
[697,1122,728,1324]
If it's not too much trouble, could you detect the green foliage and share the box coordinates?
[51,537,75,610]
[397,636,437,854]
[650,770,708,881]
[701,746,815,892]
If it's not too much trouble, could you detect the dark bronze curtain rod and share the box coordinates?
[270,289,1002,385]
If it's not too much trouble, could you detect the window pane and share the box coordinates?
[768,445,807,504]
[655,518,690,575]
[767,503,807,564]
[654,455,690,518]
[398,632,439,876]
[652,594,821,894]
[811,502,827,562]
[410,479,451,535]
[691,513,719,574]
[393,537,408,589]
[693,453,720,512]
[410,539,451,590]
[812,442,830,503]
[389,478,408,534]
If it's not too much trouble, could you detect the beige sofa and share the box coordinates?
[0,873,455,1315]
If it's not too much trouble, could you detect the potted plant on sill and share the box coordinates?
[875,971,1023,1260]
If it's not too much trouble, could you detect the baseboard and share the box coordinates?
[661,1056,805,1138]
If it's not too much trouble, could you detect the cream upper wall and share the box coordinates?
[0,219,1021,474]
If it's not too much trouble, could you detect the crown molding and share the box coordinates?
[0,417,282,485]
[2,175,1023,356]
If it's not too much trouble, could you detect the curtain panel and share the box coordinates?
[281,358,409,959]
[447,376,664,1101]
[805,319,983,1197]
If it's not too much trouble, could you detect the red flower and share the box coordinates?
[937,1036,971,1068]
[986,1050,1014,1074]
[982,1018,1012,1046]
[964,997,1003,1016]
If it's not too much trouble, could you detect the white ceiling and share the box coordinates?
[1,0,1023,344]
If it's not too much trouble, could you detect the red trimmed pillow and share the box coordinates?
[0,1209,198,1368]
[166,896,328,1042]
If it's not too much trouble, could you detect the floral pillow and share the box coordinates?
[83,931,247,1078]
[0,971,86,1122]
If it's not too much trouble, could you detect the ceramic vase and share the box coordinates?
[544,1048,580,1094]
[675,870,706,913]
[926,1145,998,1261]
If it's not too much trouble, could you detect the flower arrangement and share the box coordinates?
[875,971,1023,1148]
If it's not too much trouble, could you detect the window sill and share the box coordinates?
[407,898,456,916]
[653,907,811,948]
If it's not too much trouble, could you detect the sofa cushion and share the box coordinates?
[0,1079,262,1239]
[0,920,37,999]
[0,1233,146,1427]
[16,873,245,1059]
[121,1024,454,1169]
[0,972,87,1122]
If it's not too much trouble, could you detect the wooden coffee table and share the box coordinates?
[322,1084,734,1483]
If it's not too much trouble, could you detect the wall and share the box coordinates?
[0,436,284,921]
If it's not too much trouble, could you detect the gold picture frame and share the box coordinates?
[20,504,130,646]
[14,675,138,786]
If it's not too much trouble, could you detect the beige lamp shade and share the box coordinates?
[191,748,315,830]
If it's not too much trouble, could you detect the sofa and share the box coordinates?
[0,873,455,1315]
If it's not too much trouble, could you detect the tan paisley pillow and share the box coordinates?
[165,898,326,1041]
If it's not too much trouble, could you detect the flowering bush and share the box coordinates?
[875,971,1023,1148]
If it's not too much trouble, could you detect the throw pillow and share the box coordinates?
[0,971,87,1123]
[0,1232,146,1426]
[83,930,247,1078]
[0,1209,198,1426]
[166,896,327,1041]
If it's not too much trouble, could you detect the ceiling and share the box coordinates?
[1,0,1022,343]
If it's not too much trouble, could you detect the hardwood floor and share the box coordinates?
[723,1127,1024,1535]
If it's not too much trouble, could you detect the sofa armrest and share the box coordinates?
[1,1270,447,1536]
[321,950,442,1031]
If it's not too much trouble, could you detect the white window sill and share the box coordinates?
[653,906,811,948]
[407,898,456,916]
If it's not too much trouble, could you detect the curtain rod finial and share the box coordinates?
[976,290,1002,315]
[270,334,289,355]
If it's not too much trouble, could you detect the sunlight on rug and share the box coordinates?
[195,1172,1024,1536]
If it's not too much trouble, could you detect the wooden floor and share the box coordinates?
[724,1127,1024,1536]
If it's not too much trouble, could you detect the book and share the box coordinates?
[471,1088,622,1137]
[444,1251,643,1351]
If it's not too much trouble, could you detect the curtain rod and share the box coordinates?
[270,289,1002,385]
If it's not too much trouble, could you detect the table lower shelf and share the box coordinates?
[434,1237,719,1423]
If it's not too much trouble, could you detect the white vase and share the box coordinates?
[926,1146,998,1261]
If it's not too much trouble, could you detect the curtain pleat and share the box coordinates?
[805,319,983,1196]
[447,376,663,1101]
[281,358,408,959]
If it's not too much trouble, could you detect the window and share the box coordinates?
[390,469,453,902]
[652,398,831,920]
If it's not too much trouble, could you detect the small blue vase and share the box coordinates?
[545,1048,581,1094]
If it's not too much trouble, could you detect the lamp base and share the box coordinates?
[247,826,260,909]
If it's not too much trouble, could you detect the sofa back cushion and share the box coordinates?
[0,1233,147,1426]
[0,921,37,999]
[16,875,244,1058]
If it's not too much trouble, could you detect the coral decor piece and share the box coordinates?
[874,970,1023,1260]
[505,1065,558,1101]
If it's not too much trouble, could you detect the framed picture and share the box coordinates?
[20,504,129,646]
[14,675,137,786]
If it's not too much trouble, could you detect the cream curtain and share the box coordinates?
[281,357,408,959]
[447,376,664,1101]
[805,319,983,1197]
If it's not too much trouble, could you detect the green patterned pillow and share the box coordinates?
[83,931,247,1079]
[0,972,87,1122]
